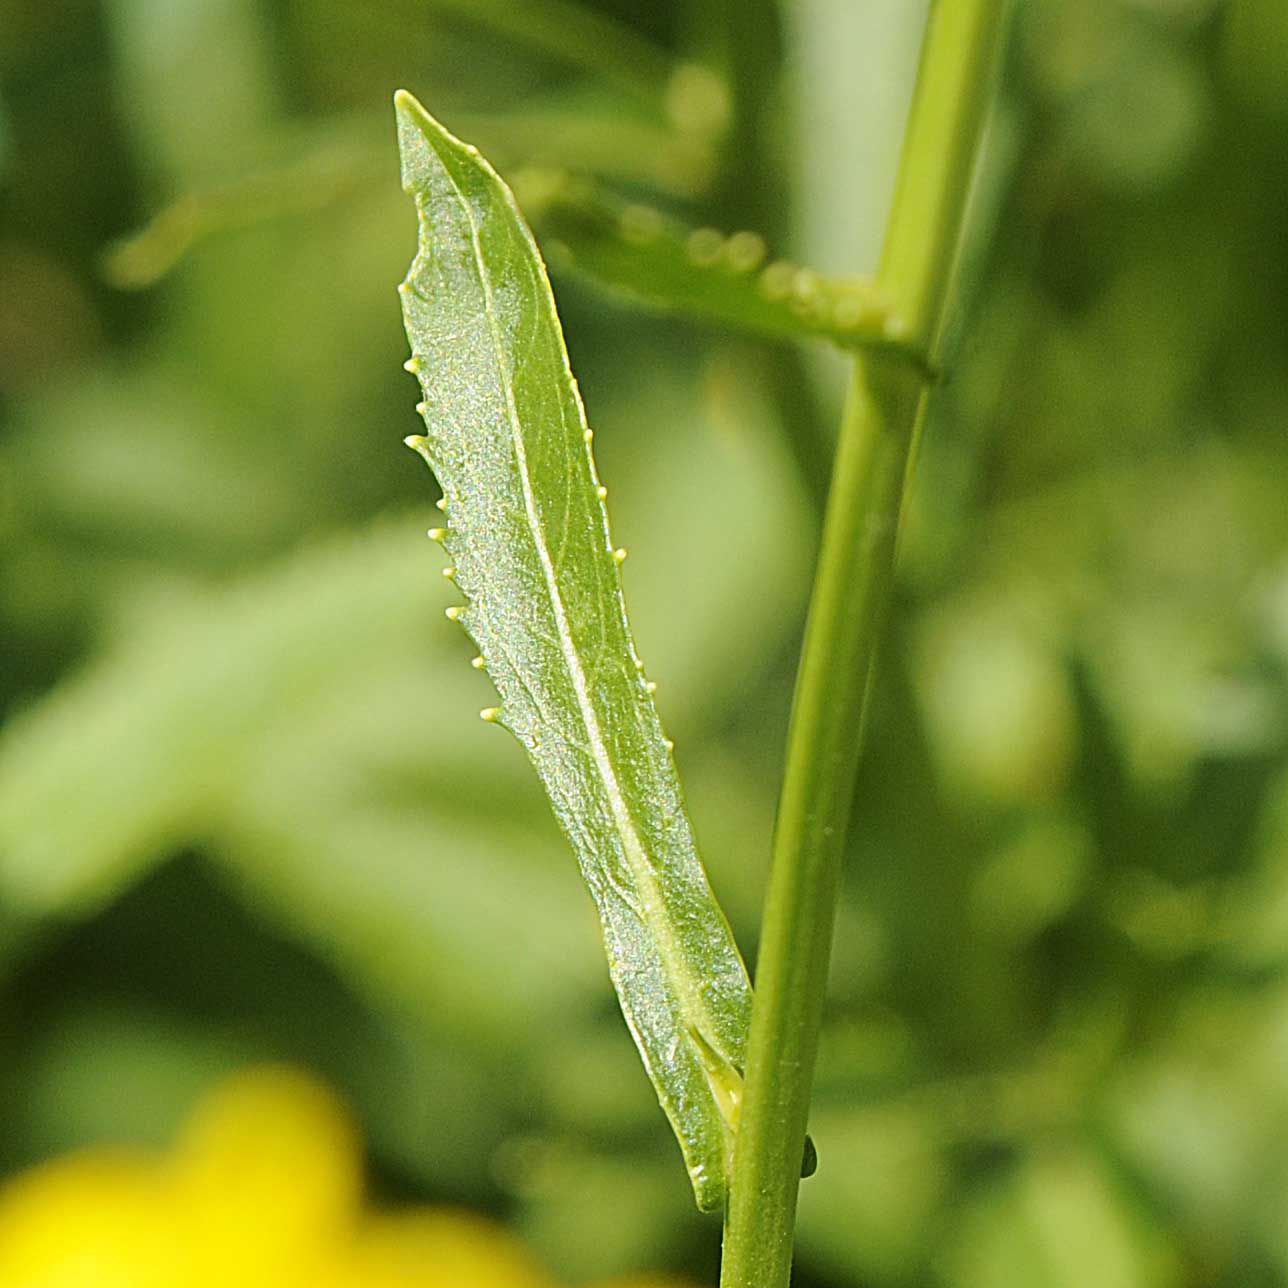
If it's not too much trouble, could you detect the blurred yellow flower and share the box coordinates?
[0,1066,694,1288]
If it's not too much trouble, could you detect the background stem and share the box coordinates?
[719,4,1010,1285]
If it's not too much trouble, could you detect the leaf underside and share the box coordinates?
[393,89,751,1212]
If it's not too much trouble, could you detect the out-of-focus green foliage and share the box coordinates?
[0,0,1285,1284]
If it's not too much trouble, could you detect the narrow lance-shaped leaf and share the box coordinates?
[393,90,750,1212]
[518,171,903,354]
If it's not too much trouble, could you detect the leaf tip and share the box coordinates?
[393,89,434,142]
[393,89,481,173]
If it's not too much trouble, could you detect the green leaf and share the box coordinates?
[394,89,751,1212]
[0,513,611,1046]
[523,171,905,353]
[0,520,441,922]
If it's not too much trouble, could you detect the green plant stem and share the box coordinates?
[718,4,1010,1286]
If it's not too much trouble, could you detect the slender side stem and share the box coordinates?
[719,5,1010,1286]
